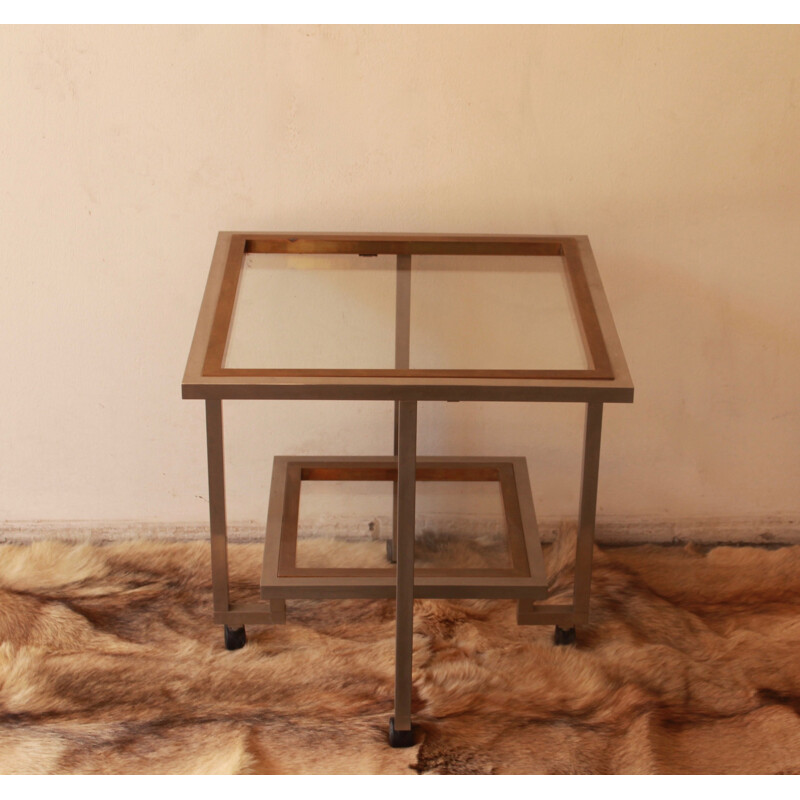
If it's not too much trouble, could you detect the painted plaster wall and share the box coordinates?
[1,25,798,530]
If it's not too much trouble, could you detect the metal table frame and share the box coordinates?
[183,232,633,747]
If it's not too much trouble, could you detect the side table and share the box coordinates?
[182,232,633,747]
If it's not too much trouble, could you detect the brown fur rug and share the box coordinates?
[2,529,800,774]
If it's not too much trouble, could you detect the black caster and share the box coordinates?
[388,717,415,748]
[224,624,247,650]
[554,625,576,646]
[386,540,396,564]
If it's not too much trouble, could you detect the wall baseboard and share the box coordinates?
[589,515,800,546]
[1,515,798,546]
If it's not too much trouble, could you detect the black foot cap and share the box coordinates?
[386,540,396,564]
[554,625,576,646]
[388,717,415,748]
[224,624,247,650]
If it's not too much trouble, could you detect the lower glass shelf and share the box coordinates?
[260,455,548,600]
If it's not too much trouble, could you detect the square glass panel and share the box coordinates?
[409,255,588,371]
[220,249,589,373]
[224,253,397,370]
[294,479,511,570]
[187,233,633,401]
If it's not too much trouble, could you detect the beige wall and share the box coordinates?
[1,25,798,532]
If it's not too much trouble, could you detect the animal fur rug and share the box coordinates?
[2,529,800,774]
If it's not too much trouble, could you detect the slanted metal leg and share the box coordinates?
[517,402,604,636]
[388,400,399,563]
[206,399,231,620]
[390,400,417,747]
[572,402,603,625]
[389,254,411,566]
[206,399,285,640]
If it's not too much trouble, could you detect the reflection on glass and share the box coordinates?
[409,255,587,370]
[223,252,588,372]
[295,480,511,570]
[224,253,396,370]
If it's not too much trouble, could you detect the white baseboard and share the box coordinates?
[591,515,800,546]
[1,515,798,546]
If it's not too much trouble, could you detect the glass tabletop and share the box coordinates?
[223,252,588,372]
[207,234,609,379]
[184,234,633,400]
[225,253,398,371]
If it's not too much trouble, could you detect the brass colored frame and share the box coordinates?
[182,233,633,402]
[259,456,548,600]
[186,232,634,744]
[202,233,611,381]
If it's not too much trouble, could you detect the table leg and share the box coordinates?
[387,400,399,563]
[206,399,230,617]
[517,402,604,637]
[569,402,604,631]
[206,398,244,649]
[389,254,411,565]
[390,400,417,747]
[206,399,284,648]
